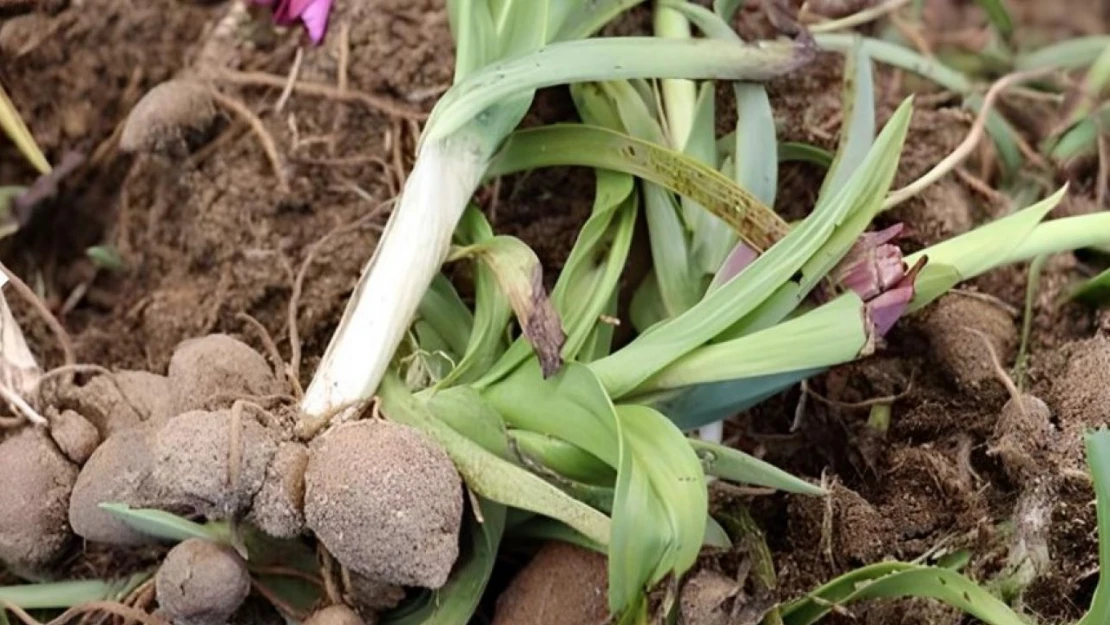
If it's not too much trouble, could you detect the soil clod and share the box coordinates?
[50,408,101,465]
[0,427,78,572]
[921,294,1018,394]
[167,334,282,415]
[492,541,609,625]
[120,79,220,155]
[248,441,309,539]
[304,420,463,589]
[155,538,251,625]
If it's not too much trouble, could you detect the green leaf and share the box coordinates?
[778,142,834,167]
[0,80,50,175]
[1068,266,1110,307]
[690,439,825,495]
[426,37,812,141]
[382,497,506,625]
[974,0,1013,36]
[1078,429,1110,625]
[447,0,496,82]
[509,429,617,485]
[423,385,513,458]
[906,186,1067,312]
[437,208,511,387]
[86,246,126,272]
[419,274,475,360]
[714,0,746,21]
[1016,36,1110,71]
[97,503,230,544]
[449,234,566,377]
[555,0,648,41]
[509,516,608,554]
[819,36,875,200]
[0,576,149,609]
[380,372,611,547]
[490,123,790,252]
[592,98,912,398]
[781,562,1030,625]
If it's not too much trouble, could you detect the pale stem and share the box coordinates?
[301,136,488,419]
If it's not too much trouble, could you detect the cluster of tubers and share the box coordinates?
[0,333,464,623]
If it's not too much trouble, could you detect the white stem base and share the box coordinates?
[301,137,487,419]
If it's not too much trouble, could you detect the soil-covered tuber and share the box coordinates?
[120,79,219,155]
[166,334,281,415]
[302,605,369,625]
[990,394,1054,487]
[304,420,463,588]
[155,538,250,625]
[0,427,78,572]
[246,441,308,538]
[492,542,609,625]
[50,409,100,465]
[922,295,1017,393]
[153,408,279,519]
[58,370,173,437]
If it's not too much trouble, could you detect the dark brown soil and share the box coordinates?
[1,1,1108,624]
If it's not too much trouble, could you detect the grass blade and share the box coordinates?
[97,504,229,544]
[781,562,1029,625]
[974,0,1013,36]
[0,577,149,609]
[1067,266,1110,307]
[819,35,875,200]
[0,81,50,175]
[689,439,824,495]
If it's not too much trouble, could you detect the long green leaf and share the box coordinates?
[1079,429,1110,625]
[490,123,790,251]
[1068,267,1110,307]
[819,36,875,200]
[1016,36,1110,71]
[426,37,812,141]
[98,503,230,544]
[689,439,825,495]
[0,576,149,609]
[974,0,1013,36]
[781,562,1029,625]
[555,0,648,41]
[591,98,912,398]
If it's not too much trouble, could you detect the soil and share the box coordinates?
[1,0,1108,624]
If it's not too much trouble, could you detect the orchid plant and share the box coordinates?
[253,0,333,44]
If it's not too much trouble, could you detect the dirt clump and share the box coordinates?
[492,542,609,625]
[989,394,1055,487]
[1051,335,1110,468]
[49,409,101,465]
[0,427,78,572]
[155,538,251,625]
[120,79,220,155]
[166,334,282,414]
[247,441,308,539]
[920,294,1017,395]
[304,420,463,589]
[346,572,405,616]
[68,423,165,545]
[302,605,369,625]
[679,569,739,625]
[152,408,279,519]
[56,370,173,437]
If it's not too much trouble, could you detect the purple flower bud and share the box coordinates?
[834,223,906,301]
[254,0,333,44]
[865,256,926,338]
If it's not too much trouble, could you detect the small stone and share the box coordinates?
[50,409,100,465]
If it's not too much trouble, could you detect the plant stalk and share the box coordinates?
[301,135,490,419]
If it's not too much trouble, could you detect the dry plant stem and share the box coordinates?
[236,313,289,390]
[212,69,428,121]
[1,600,47,625]
[0,262,74,366]
[207,90,290,193]
[884,69,1055,210]
[288,201,391,387]
[808,0,912,33]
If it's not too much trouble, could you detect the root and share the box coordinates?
[883,68,1057,210]
[275,47,304,113]
[211,69,429,121]
[965,326,1024,414]
[236,312,292,393]
[0,262,75,367]
[319,545,342,605]
[0,382,45,426]
[802,372,916,411]
[288,200,392,390]
[294,397,372,441]
[1,600,45,625]
[807,0,912,33]
[228,401,244,497]
[206,89,290,193]
[45,602,167,625]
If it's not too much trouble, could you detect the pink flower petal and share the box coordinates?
[298,0,333,43]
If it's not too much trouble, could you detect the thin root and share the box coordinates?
[236,312,292,393]
[883,68,1057,210]
[45,601,168,625]
[803,372,916,411]
[212,69,428,121]
[207,89,289,193]
[35,364,144,423]
[964,326,1024,412]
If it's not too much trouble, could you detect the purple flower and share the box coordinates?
[254,0,333,44]
[832,223,925,338]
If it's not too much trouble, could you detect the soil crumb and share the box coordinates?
[492,542,609,625]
